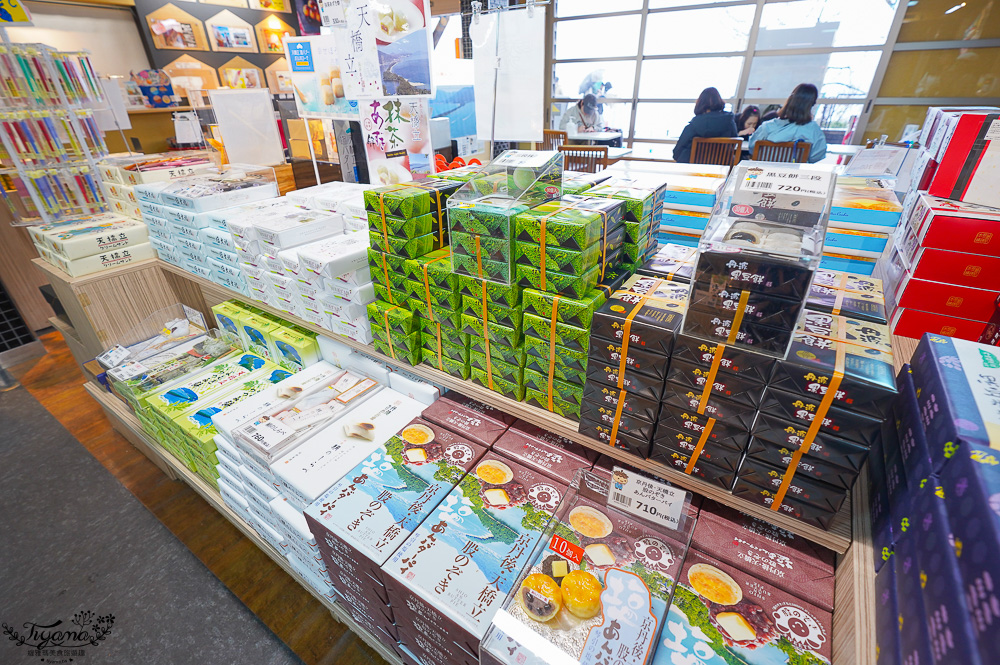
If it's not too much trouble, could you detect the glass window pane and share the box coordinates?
[861,105,930,144]
[898,0,1000,42]
[552,101,633,133]
[813,103,864,145]
[643,6,756,55]
[555,15,642,59]
[556,0,644,18]
[638,56,744,99]
[745,50,881,99]
[757,0,897,49]
[650,0,753,7]
[634,102,733,140]
[553,61,637,99]
[878,47,1000,98]
[630,142,678,159]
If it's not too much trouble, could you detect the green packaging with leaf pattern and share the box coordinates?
[513,195,625,251]
[419,312,462,335]
[366,210,442,238]
[372,283,408,307]
[451,230,513,262]
[516,263,601,299]
[367,230,443,258]
[368,249,408,288]
[524,335,589,372]
[522,312,591,353]
[522,288,606,329]
[523,387,582,419]
[586,180,657,222]
[470,367,525,401]
[468,335,523,365]
[523,368,586,400]
[514,241,601,276]
[403,248,458,289]
[372,335,421,365]
[405,279,462,309]
[458,276,521,307]
[363,180,460,217]
[523,352,587,385]
[448,197,530,235]
[452,252,510,282]
[470,350,523,385]
[366,300,418,337]
[460,296,523,329]
[460,314,521,347]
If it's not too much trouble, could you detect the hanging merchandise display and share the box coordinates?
[471,3,545,143]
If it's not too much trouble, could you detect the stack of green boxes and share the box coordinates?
[511,195,626,419]
[406,248,470,378]
[586,178,665,273]
[211,300,321,372]
[365,180,461,364]
[562,170,612,196]
[449,197,528,283]
[462,274,525,400]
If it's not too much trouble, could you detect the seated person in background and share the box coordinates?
[749,83,827,163]
[759,104,781,123]
[672,87,737,163]
[736,105,760,137]
[560,93,603,133]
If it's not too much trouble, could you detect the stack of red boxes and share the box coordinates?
[885,107,1000,344]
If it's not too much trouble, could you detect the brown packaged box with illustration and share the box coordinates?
[509,419,599,462]
[493,427,593,485]
[691,499,836,610]
[665,548,833,664]
[421,394,513,447]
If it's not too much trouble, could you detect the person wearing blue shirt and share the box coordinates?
[748,83,827,163]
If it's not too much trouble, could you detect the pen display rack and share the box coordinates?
[0,40,109,225]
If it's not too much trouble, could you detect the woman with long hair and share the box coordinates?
[748,83,827,162]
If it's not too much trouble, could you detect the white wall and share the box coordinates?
[6,1,150,78]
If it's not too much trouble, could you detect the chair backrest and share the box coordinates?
[557,145,608,174]
[751,140,811,163]
[691,137,742,167]
[542,130,568,151]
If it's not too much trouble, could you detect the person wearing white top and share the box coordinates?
[560,93,604,133]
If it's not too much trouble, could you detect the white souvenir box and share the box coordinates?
[296,234,370,279]
[48,243,155,277]
[158,165,279,212]
[253,210,345,250]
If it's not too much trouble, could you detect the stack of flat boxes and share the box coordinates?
[579,275,689,458]
[366,181,461,364]
[285,179,376,233]
[822,180,903,277]
[28,212,153,277]
[99,152,215,221]
[585,177,664,272]
[407,248,469,379]
[211,300,323,373]
[871,334,1000,665]
[512,195,626,417]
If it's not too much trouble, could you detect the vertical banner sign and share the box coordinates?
[335,0,433,99]
[284,35,359,119]
[361,96,433,184]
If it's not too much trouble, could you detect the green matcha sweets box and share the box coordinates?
[514,241,601,277]
[460,314,521,348]
[420,331,469,364]
[366,210,442,238]
[586,179,659,222]
[468,335,524,366]
[562,170,611,195]
[363,180,461,217]
[419,310,462,335]
[367,229,443,258]
[470,350,523,386]
[403,248,458,290]
[523,351,587,385]
[524,335,589,372]
[366,300,418,337]
[405,280,461,309]
[407,298,460,328]
[522,288,606,329]
[370,326,421,365]
[522,312,591,353]
[448,196,531,236]
[372,283,409,307]
[422,351,470,379]
[524,387,582,419]
[513,194,625,251]
[524,368,585,399]
[458,275,522,307]
[624,218,653,244]
[471,366,525,401]
[460,296,523,329]
[516,263,601,299]
[368,248,408,289]
[451,230,513,262]
[452,251,511,282]
[427,164,486,182]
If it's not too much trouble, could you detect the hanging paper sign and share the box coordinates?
[0,0,32,25]
[283,35,360,120]
[319,0,347,27]
[336,0,433,99]
[360,96,434,184]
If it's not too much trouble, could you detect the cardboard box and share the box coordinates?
[901,192,1000,258]
[654,548,832,665]
[873,550,902,665]
[928,111,1000,208]
[910,335,1000,471]
[897,244,1000,291]
[887,264,1000,323]
[382,453,567,655]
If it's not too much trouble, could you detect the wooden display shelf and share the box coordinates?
[83,378,874,665]
[84,382,404,665]
[158,259,855,553]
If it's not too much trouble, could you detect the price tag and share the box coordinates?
[548,534,584,565]
[107,361,148,382]
[182,304,207,331]
[607,466,688,530]
[242,418,294,450]
[96,344,130,369]
[986,118,1000,142]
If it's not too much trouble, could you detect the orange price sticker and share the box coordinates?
[549,534,584,566]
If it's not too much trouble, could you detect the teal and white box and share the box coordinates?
[135,182,169,203]
[208,246,239,267]
[200,227,236,252]
[162,206,216,228]
[825,228,890,254]
[185,261,213,280]
[174,235,204,255]
[209,257,241,280]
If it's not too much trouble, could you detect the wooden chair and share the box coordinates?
[541,129,567,151]
[691,137,742,168]
[751,140,811,163]
[557,145,608,173]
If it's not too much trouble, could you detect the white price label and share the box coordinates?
[319,0,347,26]
[107,361,149,382]
[491,150,556,169]
[985,118,1000,142]
[607,466,688,529]
[97,344,130,369]
[243,419,294,450]
[742,168,832,197]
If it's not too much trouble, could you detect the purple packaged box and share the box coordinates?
[941,443,1000,665]
[421,396,512,448]
[910,334,1000,471]
[868,445,893,573]
[493,426,593,486]
[440,391,518,428]
[874,562,902,665]
[909,475,984,665]
[894,365,933,484]
[893,528,935,665]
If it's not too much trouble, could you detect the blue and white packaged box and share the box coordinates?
[895,365,933,483]
[893,528,936,665]
[911,334,1000,471]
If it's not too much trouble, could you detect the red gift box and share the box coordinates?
[928,111,1000,208]
[901,192,1000,258]
[890,307,993,342]
[895,244,1000,290]
[887,265,1000,322]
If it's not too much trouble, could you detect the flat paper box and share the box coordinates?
[904,192,1000,257]
[201,227,236,253]
[738,455,848,515]
[461,297,522,329]
[404,248,457,289]
[514,240,601,277]
[682,305,794,357]
[584,358,665,401]
[363,180,460,217]
[693,249,815,300]
[660,209,711,232]
[305,417,487,567]
[666,357,766,408]
[491,430,592,486]
[751,413,870,474]
[661,381,757,430]
[689,281,802,330]
[47,243,155,277]
[366,210,442,238]
[894,365,933,483]
[655,548,832,665]
[638,242,697,283]
[818,252,876,277]
[759,386,884,447]
[146,353,272,418]
[43,219,148,259]
[272,389,425,509]
[900,246,1000,290]
[825,228,890,255]
[524,335,588,372]
[806,269,887,324]
[669,333,775,384]
[513,195,625,251]
[590,275,688,356]
[522,368,583,403]
[579,396,655,440]
[161,206,218,228]
[420,397,511,449]
[217,199,300,239]
[158,174,279,212]
[648,444,739,489]
[942,443,1000,664]
[522,352,585,386]
[254,210,344,250]
[383,452,567,650]
[746,437,859,491]
[134,182,170,203]
[828,185,903,231]
[581,379,661,422]
[911,335,1000,470]
[523,388,581,420]
[889,307,992,342]
[458,276,521,307]
[889,270,1000,323]
[522,312,590,353]
[928,111,1000,208]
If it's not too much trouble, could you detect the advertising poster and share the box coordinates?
[295,0,322,35]
[337,0,433,99]
[360,97,433,184]
[284,35,360,119]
